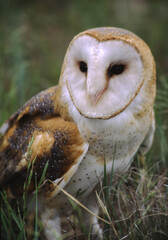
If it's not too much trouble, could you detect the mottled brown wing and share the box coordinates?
[0,87,88,198]
[0,86,57,135]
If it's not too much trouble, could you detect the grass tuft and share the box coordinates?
[0,140,49,240]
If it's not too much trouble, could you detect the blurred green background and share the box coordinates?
[0,0,168,167]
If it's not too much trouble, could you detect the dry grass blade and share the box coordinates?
[55,184,111,225]
[95,191,119,238]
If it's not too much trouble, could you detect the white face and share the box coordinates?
[64,35,143,119]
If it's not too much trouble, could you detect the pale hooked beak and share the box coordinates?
[89,88,107,105]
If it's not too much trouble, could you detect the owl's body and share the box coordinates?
[0,27,156,239]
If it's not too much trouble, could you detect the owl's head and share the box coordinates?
[59,27,156,119]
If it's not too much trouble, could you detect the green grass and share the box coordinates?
[0,138,49,240]
[101,160,168,239]
[0,0,168,239]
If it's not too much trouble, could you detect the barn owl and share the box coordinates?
[0,27,156,239]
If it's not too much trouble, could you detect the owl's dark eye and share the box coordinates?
[79,61,87,73]
[107,64,125,78]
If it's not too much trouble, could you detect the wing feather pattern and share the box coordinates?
[0,86,88,198]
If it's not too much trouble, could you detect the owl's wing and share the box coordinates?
[0,86,88,199]
[0,86,57,135]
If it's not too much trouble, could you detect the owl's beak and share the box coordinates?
[87,68,107,105]
[89,88,106,105]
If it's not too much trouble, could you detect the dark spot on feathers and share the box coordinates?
[9,115,34,154]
